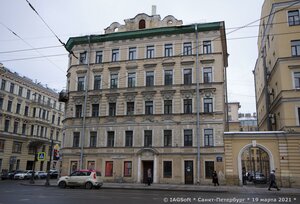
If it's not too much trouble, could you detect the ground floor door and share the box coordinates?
[142,161,153,184]
[184,160,194,184]
[26,161,34,170]
[205,161,214,179]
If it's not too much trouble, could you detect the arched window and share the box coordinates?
[139,19,146,29]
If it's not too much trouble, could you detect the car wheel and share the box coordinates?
[59,181,67,188]
[85,182,93,189]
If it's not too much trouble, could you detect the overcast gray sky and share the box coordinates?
[0,0,264,114]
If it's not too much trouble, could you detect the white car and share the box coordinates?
[14,170,34,180]
[58,170,103,189]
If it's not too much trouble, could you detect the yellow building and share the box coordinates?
[224,131,300,187]
[0,64,64,173]
[254,0,300,131]
[60,12,228,184]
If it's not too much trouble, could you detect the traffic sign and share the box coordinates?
[37,152,46,161]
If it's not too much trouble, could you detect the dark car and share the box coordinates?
[253,172,267,184]
[49,170,58,179]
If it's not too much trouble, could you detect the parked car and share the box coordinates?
[253,172,267,184]
[34,171,47,179]
[14,170,34,180]
[58,170,103,189]
[1,170,24,180]
[49,170,58,179]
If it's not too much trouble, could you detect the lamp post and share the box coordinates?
[45,139,53,186]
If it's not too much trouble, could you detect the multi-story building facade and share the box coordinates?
[254,0,300,132]
[60,13,228,184]
[0,63,64,173]
[239,113,258,131]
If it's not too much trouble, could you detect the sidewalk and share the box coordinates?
[20,179,300,194]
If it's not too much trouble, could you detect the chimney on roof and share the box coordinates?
[151,5,157,15]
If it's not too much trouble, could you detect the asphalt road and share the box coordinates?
[0,180,299,204]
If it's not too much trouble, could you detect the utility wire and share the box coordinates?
[25,0,77,59]
[1,53,67,62]
[0,45,62,54]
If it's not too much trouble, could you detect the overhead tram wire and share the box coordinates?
[25,0,77,59]
[0,45,63,54]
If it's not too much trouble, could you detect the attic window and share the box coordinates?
[167,20,173,25]
[114,27,119,32]
[139,19,146,29]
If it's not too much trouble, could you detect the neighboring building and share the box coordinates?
[253,0,300,132]
[60,12,228,184]
[0,64,64,173]
[239,113,258,131]
[224,131,300,187]
[227,102,240,131]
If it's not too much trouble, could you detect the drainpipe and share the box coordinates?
[80,36,91,169]
[195,24,201,185]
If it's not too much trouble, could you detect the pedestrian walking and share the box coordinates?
[212,171,219,186]
[147,168,152,186]
[242,167,247,185]
[268,170,280,191]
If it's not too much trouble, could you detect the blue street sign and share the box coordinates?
[38,152,46,161]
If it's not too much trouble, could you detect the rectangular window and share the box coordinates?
[203,67,212,83]
[70,161,78,173]
[26,90,31,99]
[164,100,172,114]
[145,101,153,115]
[184,99,192,114]
[203,41,212,54]
[95,51,103,64]
[73,132,80,147]
[13,121,19,134]
[298,107,300,125]
[291,40,300,56]
[57,117,61,126]
[92,104,99,117]
[107,131,114,147]
[204,98,213,113]
[183,42,192,55]
[164,70,173,85]
[7,100,12,112]
[90,131,97,147]
[1,79,6,90]
[16,103,21,114]
[125,131,133,147]
[12,141,22,153]
[111,49,119,62]
[4,120,10,132]
[105,161,113,177]
[0,140,4,152]
[204,129,214,147]
[144,130,152,147]
[127,102,134,115]
[10,83,14,93]
[288,10,300,26]
[163,161,172,178]
[146,71,154,87]
[164,130,172,147]
[109,103,116,116]
[79,52,87,64]
[0,98,3,110]
[24,106,29,116]
[184,129,193,146]
[128,47,137,60]
[52,115,55,124]
[183,69,192,85]
[75,105,82,118]
[94,75,101,90]
[110,74,118,89]
[146,45,155,58]
[127,73,136,88]
[164,44,173,57]
[22,124,26,135]
[205,161,214,179]
[33,107,36,118]
[124,161,132,177]
[294,72,300,88]
[77,77,85,91]
[18,86,23,96]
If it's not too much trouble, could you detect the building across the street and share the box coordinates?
[60,11,229,184]
[253,0,300,132]
[239,113,258,132]
[0,63,64,173]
